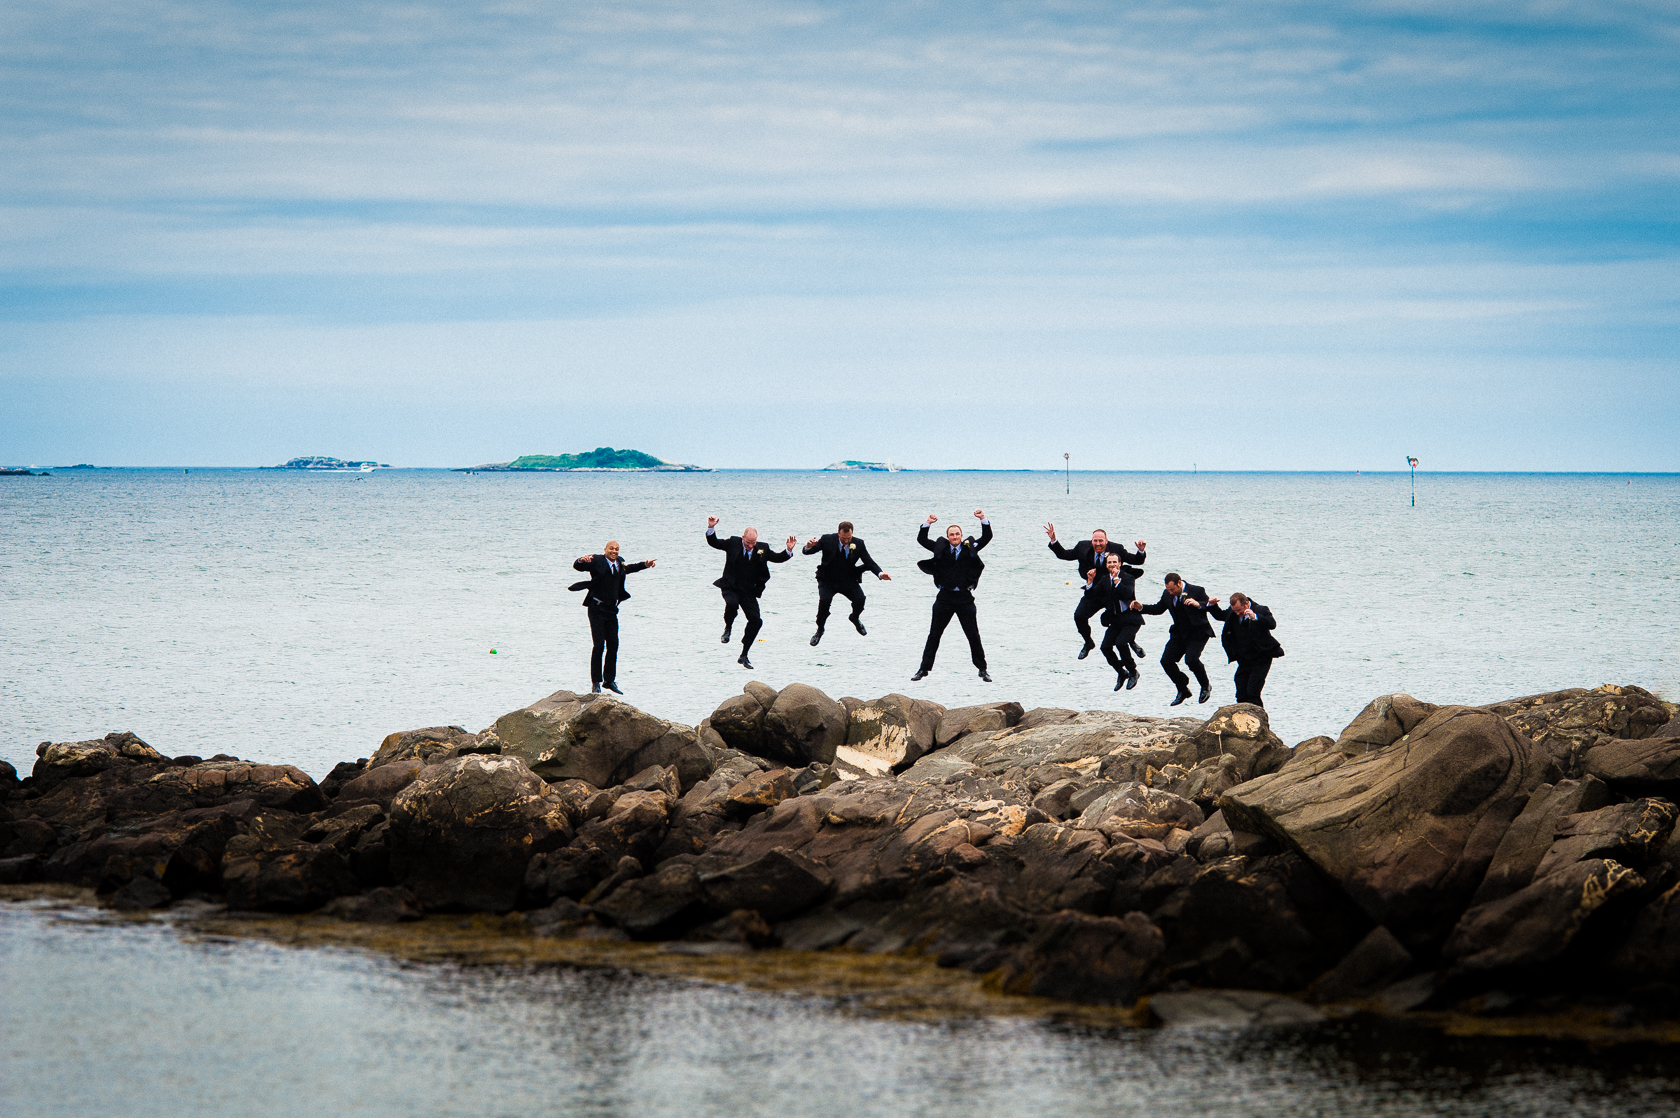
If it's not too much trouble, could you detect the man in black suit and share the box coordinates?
[569,540,656,694]
[1045,523,1146,659]
[706,516,795,669]
[1208,591,1283,707]
[802,520,891,646]
[911,510,992,682]
[1134,572,1215,706]
[1093,553,1145,691]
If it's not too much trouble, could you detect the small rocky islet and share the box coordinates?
[5,682,1680,1034]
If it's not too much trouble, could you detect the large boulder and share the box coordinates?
[43,800,255,895]
[1190,705,1287,780]
[494,691,708,790]
[836,693,945,777]
[367,726,483,769]
[998,911,1164,1006]
[898,709,1203,786]
[1469,778,1613,907]
[1074,783,1204,841]
[1335,694,1439,754]
[386,755,574,912]
[1443,858,1646,974]
[1218,705,1555,952]
[1490,684,1673,778]
[222,841,361,912]
[762,684,849,767]
[707,683,778,755]
[699,848,834,921]
[31,732,167,790]
[935,702,1024,748]
[334,759,426,809]
[130,761,327,816]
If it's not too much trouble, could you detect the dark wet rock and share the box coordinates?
[1609,882,1680,981]
[367,725,482,769]
[1186,810,1231,860]
[684,908,776,948]
[1032,779,1080,820]
[848,877,1032,970]
[1535,798,1678,878]
[334,759,424,809]
[4,817,58,858]
[222,840,360,912]
[774,901,899,951]
[130,760,327,816]
[1444,858,1645,973]
[580,854,646,905]
[591,860,707,937]
[837,692,944,777]
[1190,705,1287,780]
[1491,684,1673,778]
[300,803,386,857]
[0,854,43,883]
[989,822,1112,915]
[1149,989,1324,1027]
[621,764,681,798]
[708,688,773,754]
[569,789,674,870]
[494,690,707,790]
[999,911,1164,1006]
[1335,694,1440,754]
[386,754,574,913]
[700,848,833,921]
[723,768,796,816]
[320,886,424,923]
[524,896,591,937]
[761,683,849,767]
[0,760,19,796]
[317,760,367,801]
[1469,777,1614,907]
[1219,705,1555,952]
[935,702,1024,748]
[1308,925,1414,1003]
[45,800,256,895]
[524,846,618,905]
[110,875,173,910]
[349,820,394,887]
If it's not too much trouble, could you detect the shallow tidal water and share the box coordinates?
[5,899,1680,1118]
[3,468,1676,777]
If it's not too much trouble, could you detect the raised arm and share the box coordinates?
[1115,541,1147,564]
[766,538,795,563]
[917,517,937,552]
[704,520,729,551]
[801,536,823,555]
[973,518,993,551]
[572,556,594,572]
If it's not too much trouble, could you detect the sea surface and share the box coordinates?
[2,468,1676,778]
[4,469,1680,1114]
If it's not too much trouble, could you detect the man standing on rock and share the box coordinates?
[1045,523,1146,659]
[570,541,656,694]
[802,520,891,646]
[911,510,992,683]
[1208,592,1283,707]
[1134,572,1215,706]
[706,517,796,670]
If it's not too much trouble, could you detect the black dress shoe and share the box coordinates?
[1077,640,1093,660]
[1125,668,1140,690]
[978,670,992,682]
[1130,640,1144,656]
[591,683,602,693]
[604,682,623,695]
[1198,685,1211,703]
[1170,690,1191,706]
[911,669,930,681]
[851,617,866,636]
[1114,674,1125,691]
[810,628,823,646]
[721,625,732,644]
[738,654,753,669]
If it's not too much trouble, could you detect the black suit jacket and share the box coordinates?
[1210,602,1283,663]
[1049,538,1145,581]
[803,533,882,585]
[707,532,791,597]
[1091,569,1146,628]
[1138,583,1216,638]
[569,555,650,611]
[916,522,991,591]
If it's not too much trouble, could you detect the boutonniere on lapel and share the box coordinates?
[845,543,853,553]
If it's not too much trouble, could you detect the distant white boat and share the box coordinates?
[360,464,376,473]
[823,459,902,472]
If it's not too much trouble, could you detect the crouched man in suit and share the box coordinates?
[1208,591,1284,707]
[911,510,992,683]
[803,520,891,646]
[570,541,656,694]
[706,516,795,670]
[1135,572,1216,706]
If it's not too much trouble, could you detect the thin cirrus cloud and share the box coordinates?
[0,0,1676,469]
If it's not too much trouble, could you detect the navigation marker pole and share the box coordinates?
[1408,456,1419,507]
[1064,452,1070,495]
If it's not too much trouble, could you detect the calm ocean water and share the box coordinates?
[2,468,1676,777]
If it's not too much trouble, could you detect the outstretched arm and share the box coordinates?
[801,536,823,555]
[626,560,654,574]
[917,517,938,553]
[1136,591,1170,615]
[973,516,993,551]
[572,556,594,572]
[765,536,796,562]
[1116,541,1147,563]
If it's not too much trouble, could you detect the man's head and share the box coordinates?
[604,540,620,561]
[1164,572,1183,594]
[945,524,965,546]
[1229,591,1251,609]
[742,527,759,547]
[837,521,854,544]
[1105,553,1122,574]
[1091,529,1108,549]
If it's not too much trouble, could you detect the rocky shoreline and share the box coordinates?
[5,682,1680,1033]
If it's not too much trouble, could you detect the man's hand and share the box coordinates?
[1130,600,1142,611]
[578,554,593,563]
[785,535,798,551]
[1044,522,1056,541]
[925,513,939,526]
[1182,598,1200,608]
[1085,569,1097,585]
[805,536,819,548]
[1208,597,1221,607]
[1243,608,1257,621]
[878,572,892,581]
[706,516,718,529]
[1135,540,1147,552]
[646,558,657,567]
[973,509,985,521]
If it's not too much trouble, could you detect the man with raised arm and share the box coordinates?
[570,540,656,694]
[1134,572,1216,706]
[706,517,796,670]
[911,510,992,683]
[1207,591,1284,707]
[1045,523,1146,660]
[802,520,891,646]
[1093,552,1145,691]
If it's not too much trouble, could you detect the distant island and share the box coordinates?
[823,460,902,472]
[1,467,49,476]
[268,457,390,471]
[457,447,709,472]
[56,464,103,470]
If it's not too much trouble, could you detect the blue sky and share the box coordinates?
[2,0,1676,469]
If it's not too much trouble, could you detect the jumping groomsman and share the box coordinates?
[1094,553,1145,691]
[570,541,656,694]
[1208,592,1284,707]
[1045,523,1146,659]
[1134,572,1215,706]
[911,510,992,682]
[706,517,795,670]
[802,521,891,646]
